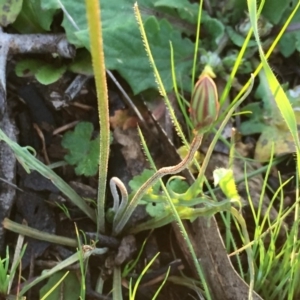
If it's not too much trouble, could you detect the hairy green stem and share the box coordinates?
[85,0,110,233]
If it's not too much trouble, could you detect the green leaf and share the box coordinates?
[40,0,60,10]
[253,100,300,162]
[81,17,194,94]
[226,26,257,47]
[262,0,290,25]
[279,31,299,57]
[129,169,166,217]
[248,0,300,167]
[240,102,268,135]
[167,177,189,194]
[68,49,93,75]
[201,13,225,49]
[35,64,67,85]
[39,271,80,300]
[145,201,166,218]
[222,51,253,74]
[278,4,300,57]
[0,0,23,26]
[154,0,199,24]
[15,59,43,77]
[129,169,159,194]
[44,0,194,94]
[13,0,57,33]
[62,122,104,177]
[15,59,67,85]
[223,0,247,23]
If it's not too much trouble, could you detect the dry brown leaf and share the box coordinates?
[110,109,138,130]
[113,127,147,176]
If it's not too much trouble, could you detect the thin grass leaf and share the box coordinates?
[113,266,123,300]
[191,0,203,91]
[152,267,170,300]
[0,129,96,221]
[131,252,160,299]
[19,247,108,297]
[247,0,300,171]
[40,271,70,300]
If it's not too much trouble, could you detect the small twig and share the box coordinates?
[64,74,92,101]
[7,33,75,58]
[33,123,50,165]
[106,70,148,129]
[0,177,23,192]
[53,121,79,135]
[70,101,94,110]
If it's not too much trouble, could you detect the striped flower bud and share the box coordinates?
[189,71,219,133]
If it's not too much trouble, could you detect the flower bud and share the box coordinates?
[189,72,219,132]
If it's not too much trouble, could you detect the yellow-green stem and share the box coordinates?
[85,0,110,233]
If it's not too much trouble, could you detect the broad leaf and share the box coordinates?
[129,169,158,193]
[0,0,23,26]
[62,122,101,177]
[40,0,195,94]
[36,64,67,85]
[13,0,57,33]
[39,271,80,300]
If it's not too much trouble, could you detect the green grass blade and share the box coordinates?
[191,0,203,91]
[131,252,160,299]
[113,266,123,300]
[0,129,96,222]
[152,267,170,300]
[40,271,70,300]
[247,0,300,168]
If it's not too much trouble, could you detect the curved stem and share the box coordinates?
[110,177,123,212]
[110,177,129,225]
[113,134,203,235]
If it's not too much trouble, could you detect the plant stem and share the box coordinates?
[85,0,110,233]
[113,134,203,235]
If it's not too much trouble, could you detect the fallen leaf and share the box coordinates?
[254,125,297,161]
[113,127,146,176]
[110,109,138,130]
